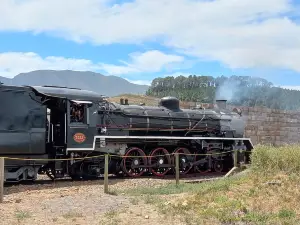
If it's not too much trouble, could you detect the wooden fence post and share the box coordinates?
[175,153,179,186]
[224,149,239,178]
[233,148,238,168]
[0,157,4,203]
[104,154,109,194]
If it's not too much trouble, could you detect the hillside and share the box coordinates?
[108,94,195,109]
[0,70,149,97]
[0,76,11,84]
[109,94,160,106]
[146,75,300,110]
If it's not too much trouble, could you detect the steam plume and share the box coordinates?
[214,79,242,102]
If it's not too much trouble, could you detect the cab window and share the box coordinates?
[70,102,86,123]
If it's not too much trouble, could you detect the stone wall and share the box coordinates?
[241,106,300,146]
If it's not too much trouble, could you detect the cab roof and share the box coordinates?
[30,85,104,101]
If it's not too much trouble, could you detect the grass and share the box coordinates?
[108,94,160,106]
[99,210,122,225]
[15,210,31,221]
[124,175,245,196]
[119,145,300,225]
[108,94,194,108]
[251,144,300,174]
[62,211,83,220]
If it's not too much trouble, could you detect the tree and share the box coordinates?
[146,75,300,110]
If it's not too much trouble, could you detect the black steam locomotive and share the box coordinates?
[0,84,253,182]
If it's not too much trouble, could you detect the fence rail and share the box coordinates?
[0,149,247,202]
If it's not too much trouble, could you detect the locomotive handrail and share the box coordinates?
[99,108,227,121]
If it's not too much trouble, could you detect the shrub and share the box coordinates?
[250,144,300,174]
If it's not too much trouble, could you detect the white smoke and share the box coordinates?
[214,79,242,102]
[214,79,249,126]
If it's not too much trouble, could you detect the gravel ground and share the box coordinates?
[0,175,207,225]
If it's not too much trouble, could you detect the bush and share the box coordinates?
[250,144,300,174]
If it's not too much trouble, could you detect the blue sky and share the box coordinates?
[0,0,300,89]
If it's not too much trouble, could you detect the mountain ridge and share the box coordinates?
[0,70,149,96]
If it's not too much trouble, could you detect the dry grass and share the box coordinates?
[108,94,195,108]
[1,175,199,225]
[108,94,161,106]
[120,145,300,225]
[3,145,300,224]
[250,144,300,174]
[182,172,300,224]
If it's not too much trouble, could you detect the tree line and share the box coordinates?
[146,75,300,110]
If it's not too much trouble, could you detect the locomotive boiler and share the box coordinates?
[0,84,253,182]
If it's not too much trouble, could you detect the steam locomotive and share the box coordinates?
[0,84,253,182]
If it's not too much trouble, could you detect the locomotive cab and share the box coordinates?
[30,86,103,179]
[31,86,102,149]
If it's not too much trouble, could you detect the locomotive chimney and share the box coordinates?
[120,98,124,105]
[216,99,227,109]
[125,99,128,105]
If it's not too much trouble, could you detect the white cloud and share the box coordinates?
[0,50,183,78]
[280,85,300,91]
[100,50,184,75]
[124,72,193,86]
[0,52,101,78]
[124,78,152,86]
[1,0,300,72]
[162,72,192,78]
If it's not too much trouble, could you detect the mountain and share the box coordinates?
[0,76,12,85]
[0,70,149,96]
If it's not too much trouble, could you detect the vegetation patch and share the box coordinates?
[145,75,299,110]
[250,144,300,175]
[119,145,300,224]
[62,211,83,219]
[109,94,160,106]
[123,175,244,196]
[99,209,122,225]
[15,209,31,221]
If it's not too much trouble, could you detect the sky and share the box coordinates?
[0,0,300,89]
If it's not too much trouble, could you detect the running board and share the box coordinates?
[67,135,254,152]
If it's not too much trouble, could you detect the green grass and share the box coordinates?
[124,175,245,196]
[250,144,300,174]
[118,145,300,225]
[15,210,31,221]
[98,210,122,225]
